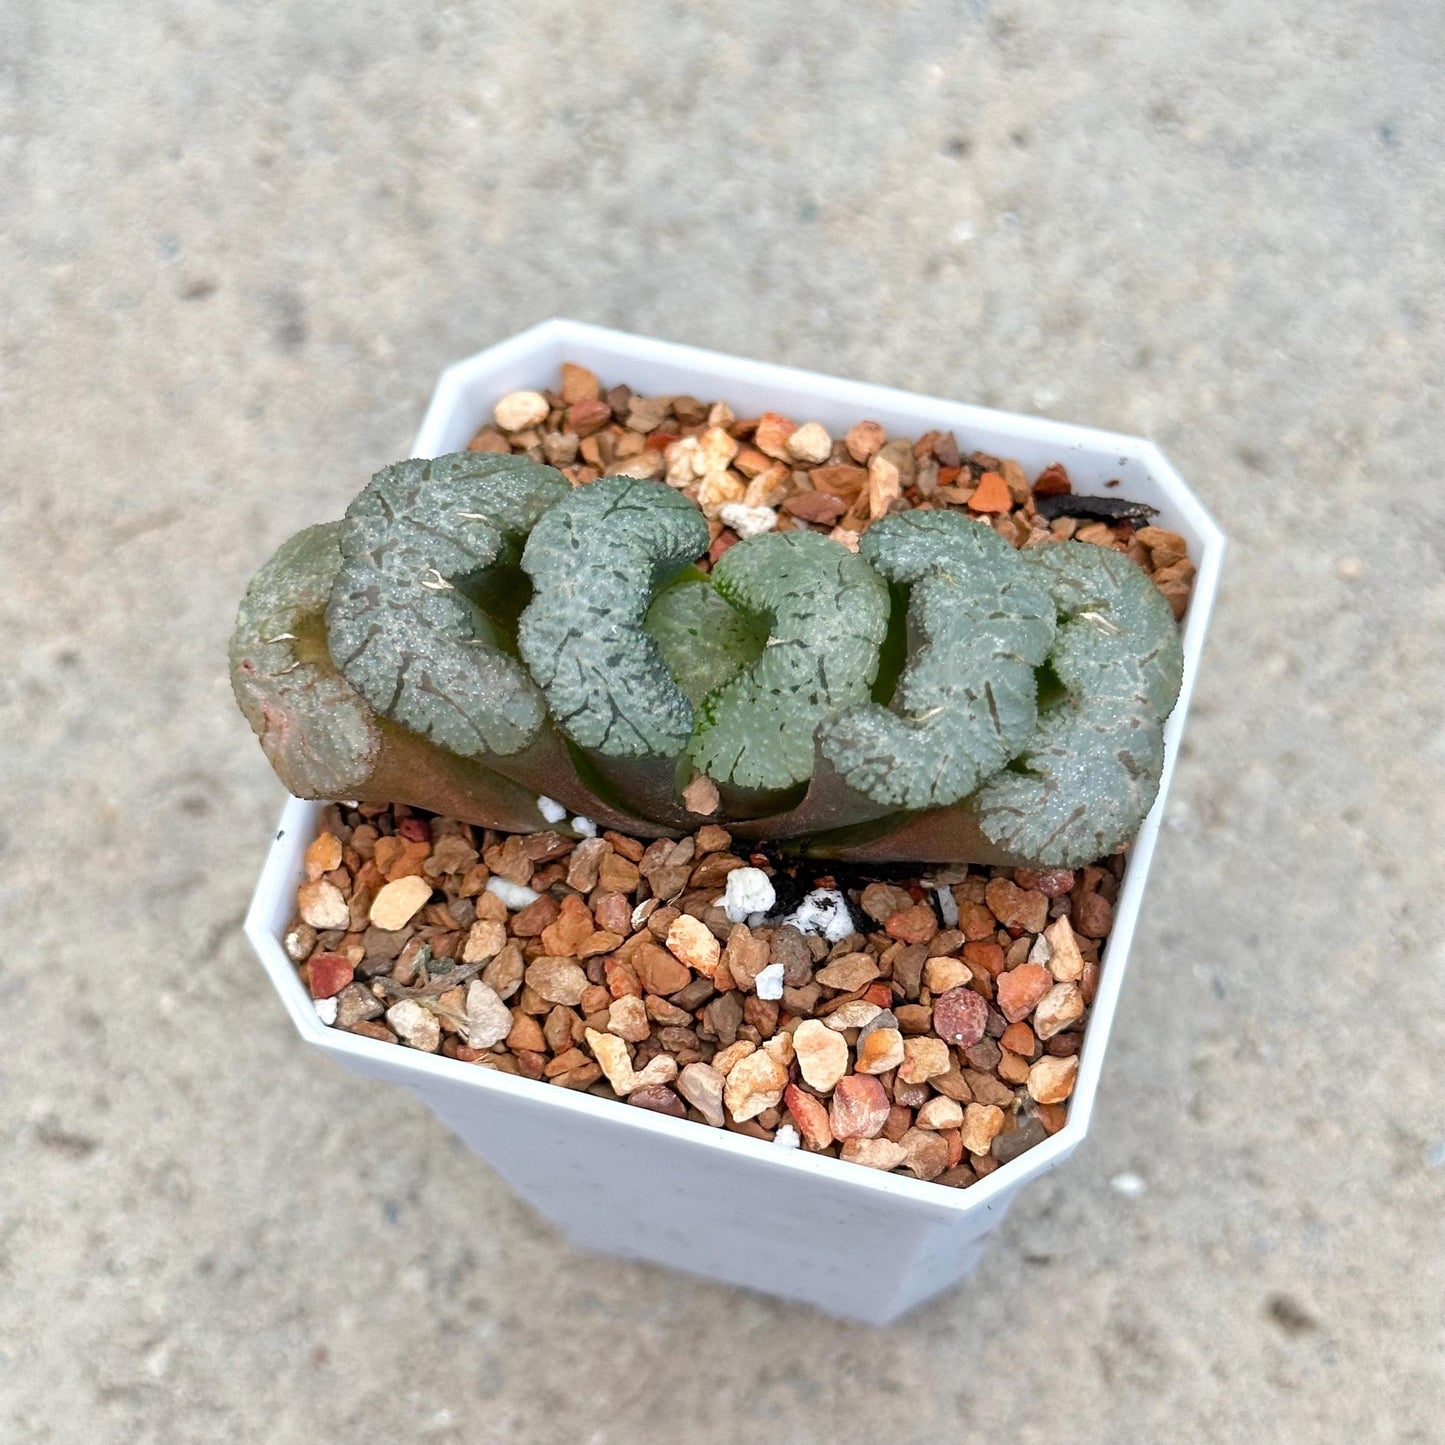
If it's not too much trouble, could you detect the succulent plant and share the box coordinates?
[231,451,1184,866]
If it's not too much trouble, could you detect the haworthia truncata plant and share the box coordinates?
[231,450,1187,865]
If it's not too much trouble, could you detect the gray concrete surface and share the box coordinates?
[3,1,1442,1440]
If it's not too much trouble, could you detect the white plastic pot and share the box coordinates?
[244,320,1225,1323]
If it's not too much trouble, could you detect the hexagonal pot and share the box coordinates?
[244,319,1225,1323]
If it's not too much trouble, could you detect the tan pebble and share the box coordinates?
[539,894,596,956]
[304,831,343,880]
[1044,914,1085,982]
[585,1028,636,1094]
[385,999,440,1052]
[786,421,832,464]
[369,875,433,931]
[493,389,550,431]
[960,1102,1006,1156]
[763,1031,795,1070]
[1027,1054,1079,1104]
[898,1127,950,1180]
[723,1048,789,1122]
[697,468,745,513]
[664,435,702,486]
[462,919,506,964]
[997,1049,1031,1084]
[815,952,879,991]
[633,941,691,996]
[681,774,720,816]
[711,1040,757,1076]
[283,922,317,962]
[840,1137,908,1171]
[631,1053,678,1092]
[753,412,797,460]
[666,914,721,976]
[867,454,901,519]
[678,1062,726,1126]
[606,994,650,1043]
[793,1019,849,1091]
[856,1027,905,1075]
[923,955,969,994]
[698,424,739,470]
[825,1000,882,1031]
[297,879,349,931]
[524,956,589,1007]
[560,362,599,404]
[828,526,861,552]
[464,981,513,1049]
[506,1011,546,1053]
[916,1096,965,1130]
[1033,982,1085,1040]
[844,420,885,463]
[898,1035,951,1085]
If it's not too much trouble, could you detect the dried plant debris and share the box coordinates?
[290,801,1116,1188]
[1032,493,1160,524]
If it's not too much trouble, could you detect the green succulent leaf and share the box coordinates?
[518,477,710,757]
[643,574,767,708]
[326,453,567,759]
[974,700,1166,865]
[976,540,1185,865]
[688,530,890,792]
[818,511,1056,809]
[230,523,380,796]
[1029,540,1184,714]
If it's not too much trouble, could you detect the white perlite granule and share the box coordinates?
[754,962,785,1000]
[536,795,567,824]
[486,876,541,910]
[718,866,777,922]
[718,502,779,539]
[934,886,959,928]
[571,815,598,837]
[313,997,338,1025]
[779,887,855,943]
[771,1124,801,1149]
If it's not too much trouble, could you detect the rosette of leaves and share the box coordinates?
[230,449,1186,866]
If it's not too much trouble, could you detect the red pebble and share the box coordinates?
[628,1085,686,1118]
[397,817,431,843]
[995,963,1052,1023]
[830,1075,891,1139]
[1033,462,1071,495]
[784,1085,833,1150]
[308,953,354,999]
[933,986,988,1047]
[1013,868,1076,898]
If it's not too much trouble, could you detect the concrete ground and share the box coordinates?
[2,1,1442,1440]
